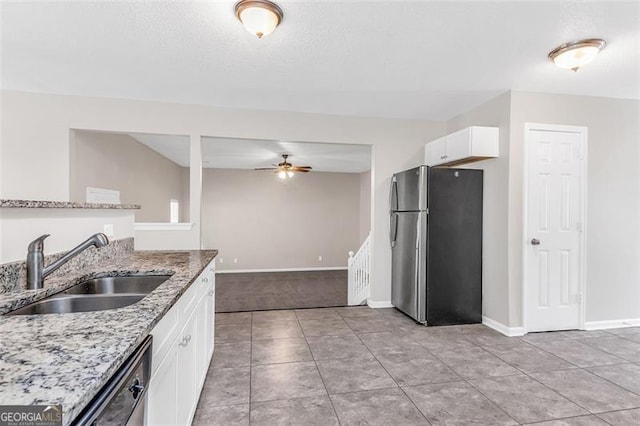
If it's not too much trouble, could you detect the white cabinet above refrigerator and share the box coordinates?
[425,126,499,167]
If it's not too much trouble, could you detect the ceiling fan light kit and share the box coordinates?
[234,0,283,38]
[255,154,312,180]
[548,38,606,72]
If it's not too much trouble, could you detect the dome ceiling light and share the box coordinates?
[234,0,283,39]
[548,39,606,72]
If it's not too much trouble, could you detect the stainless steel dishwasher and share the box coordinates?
[72,336,152,425]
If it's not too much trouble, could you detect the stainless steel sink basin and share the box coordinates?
[7,275,172,316]
[63,275,171,295]
[9,295,146,315]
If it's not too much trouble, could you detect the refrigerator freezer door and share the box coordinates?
[426,168,483,325]
[391,166,427,212]
[391,211,427,323]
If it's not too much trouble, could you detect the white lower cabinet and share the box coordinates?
[206,282,215,361]
[195,291,208,389]
[176,311,198,425]
[147,260,216,426]
[147,345,178,425]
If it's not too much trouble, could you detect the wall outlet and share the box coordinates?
[103,224,114,237]
[233,258,238,264]
[318,255,323,262]
[219,258,224,264]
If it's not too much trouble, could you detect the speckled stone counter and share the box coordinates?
[0,199,141,209]
[0,249,217,425]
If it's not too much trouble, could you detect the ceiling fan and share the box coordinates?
[255,154,312,179]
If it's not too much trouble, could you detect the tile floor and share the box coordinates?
[194,307,640,425]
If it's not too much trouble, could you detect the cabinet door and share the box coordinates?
[206,264,216,360]
[176,311,198,426]
[207,283,215,360]
[425,137,447,166]
[444,128,472,163]
[147,347,178,426]
[195,296,209,390]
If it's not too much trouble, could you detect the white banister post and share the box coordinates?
[347,251,354,305]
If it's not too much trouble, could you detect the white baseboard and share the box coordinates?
[215,266,347,274]
[367,300,394,309]
[482,316,526,337]
[584,318,640,331]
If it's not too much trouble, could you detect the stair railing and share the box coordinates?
[348,234,371,306]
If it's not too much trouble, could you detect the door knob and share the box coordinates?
[531,238,541,246]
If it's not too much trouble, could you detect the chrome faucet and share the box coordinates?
[26,233,110,290]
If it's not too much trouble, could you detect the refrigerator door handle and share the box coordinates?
[389,178,398,212]
[389,213,398,248]
[414,214,421,317]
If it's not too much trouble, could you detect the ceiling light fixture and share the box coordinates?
[255,154,312,179]
[234,0,283,39]
[548,39,606,72]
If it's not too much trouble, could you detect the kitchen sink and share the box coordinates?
[8,294,146,315]
[63,275,172,295]
[7,275,172,316]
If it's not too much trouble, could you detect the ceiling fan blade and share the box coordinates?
[291,168,311,173]
[254,167,277,170]
[291,166,312,171]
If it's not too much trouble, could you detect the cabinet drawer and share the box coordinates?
[199,274,212,296]
[150,305,179,377]
[177,280,199,321]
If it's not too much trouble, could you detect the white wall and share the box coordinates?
[448,91,640,329]
[0,208,134,263]
[70,130,190,223]
[509,92,640,325]
[2,89,637,325]
[0,90,444,304]
[201,168,361,271]
[446,92,512,327]
[133,225,199,251]
[359,170,372,244]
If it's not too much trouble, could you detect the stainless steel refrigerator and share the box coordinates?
[390,165,483,325]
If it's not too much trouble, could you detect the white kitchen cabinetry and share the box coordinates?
[148,260,216,426]
[146,343,178,425]
[197,265,215,387]
[206,275,215,361]
[425,126,499,167]
[176,311,198,425]
[425,136,446,166]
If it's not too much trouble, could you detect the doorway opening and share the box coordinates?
[199,136,372,312]
[69,130,191,225]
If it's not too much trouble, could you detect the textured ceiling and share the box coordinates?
[130,133,371,173]
[2,1,639,120]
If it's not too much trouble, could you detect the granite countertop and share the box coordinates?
[0,249,217,425]
[0,199,141,209]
